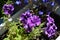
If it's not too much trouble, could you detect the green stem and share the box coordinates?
[6,0,12,4]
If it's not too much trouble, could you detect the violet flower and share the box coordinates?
[3,4,14,15]
[47,15,54,23]
[20,10,41,32]
[26,15,41,28]
[45,15,57,37]
[45,23,57,37]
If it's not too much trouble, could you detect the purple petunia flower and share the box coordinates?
[20,10,41,32]
[45,15,57,37]
[47,15,54,23]
[19,10,32,24]
[45,23,57,37]
[3,4,14,15]
[27,15,41,28]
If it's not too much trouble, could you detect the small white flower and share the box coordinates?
[56,35,60,40]
[8,18,12,22]
[0,23,6,27]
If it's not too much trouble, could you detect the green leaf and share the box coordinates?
[39,22,45,28]
[24,37,29,40]
[14,34,21,40]
[28,22,45,39]
[4,38,10,40]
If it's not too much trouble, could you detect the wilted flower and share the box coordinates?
[20,10,32,24]
[3,4,14,15]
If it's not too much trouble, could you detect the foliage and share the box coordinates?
[3,20,45,40]
[28,22,45,39]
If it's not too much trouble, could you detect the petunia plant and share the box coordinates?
[1,0,14,20]
[3,10,45,40]
[1,0,58,40]
[0,0,14,26]
[19,10,41,32]
[3,18,45,40]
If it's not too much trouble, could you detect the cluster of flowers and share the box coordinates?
[45,15,57,37]
[20,10,41,32]
[2,3,57,38]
